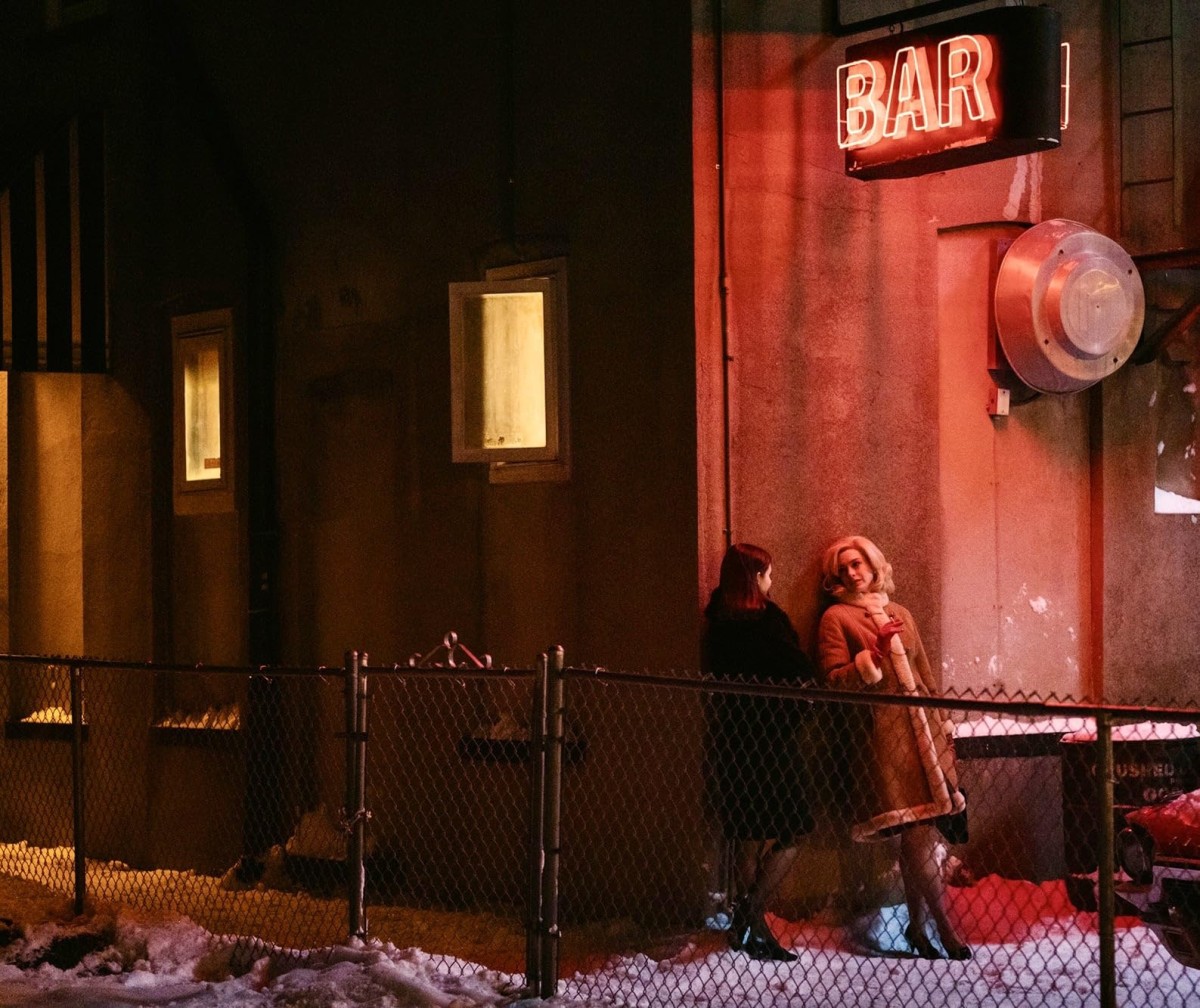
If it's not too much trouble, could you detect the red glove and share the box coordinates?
[873,618,904,656]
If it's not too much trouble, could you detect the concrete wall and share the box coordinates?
[173,2,700,891]
[164,2,700,675]
[0,0,698,895]
[690,0,1200,910]
[0,3,247,868]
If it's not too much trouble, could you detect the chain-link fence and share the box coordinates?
[1,648,1198,1006]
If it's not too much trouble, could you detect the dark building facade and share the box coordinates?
[0,0,1197,908]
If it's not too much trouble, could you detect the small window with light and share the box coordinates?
[172,308,234,513]
[449,258,569,482]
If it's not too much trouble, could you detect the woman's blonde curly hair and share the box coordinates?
[820,535,895,599]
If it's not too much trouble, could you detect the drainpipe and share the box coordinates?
[708,0,738,922]
[712,0,732,549]
[500,0,516,246]
[1087,386,1104,700]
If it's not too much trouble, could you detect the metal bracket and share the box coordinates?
[338,806,373,834]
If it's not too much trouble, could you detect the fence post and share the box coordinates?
[69,663,86,916]
[1095,711,1115,1008]
[539,645,565,997]
[525,652,549,995]
[344,650,370,941]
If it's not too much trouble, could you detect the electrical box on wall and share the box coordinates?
[986,232,1039,409]
[986,386,1010,417]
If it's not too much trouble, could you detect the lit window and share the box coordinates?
[183,341,222,481]
[172,308,234,513]
[463,289,547,450]
[449,257,569,482]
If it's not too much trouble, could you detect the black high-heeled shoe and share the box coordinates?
[743,918,797,962]
[904,923,943,960]
[941,937,972,961]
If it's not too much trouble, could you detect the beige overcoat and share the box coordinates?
[817,598,965,841]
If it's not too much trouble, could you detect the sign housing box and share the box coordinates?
[841,6,1062,181]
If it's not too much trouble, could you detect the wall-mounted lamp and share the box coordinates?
[991,219,1144,406]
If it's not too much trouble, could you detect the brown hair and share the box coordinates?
[715,542,773,615]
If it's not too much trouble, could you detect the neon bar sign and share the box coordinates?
[839,6,1064,180]
[838,34,996,150]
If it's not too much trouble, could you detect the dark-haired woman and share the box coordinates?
[704,542,815,962]
[817,535,970,961]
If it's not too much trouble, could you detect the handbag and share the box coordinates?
[935,789,969,844]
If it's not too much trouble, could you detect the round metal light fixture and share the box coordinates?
[994,219,1145,393]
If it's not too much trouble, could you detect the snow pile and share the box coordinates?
[954,714,1090,738]
[2,856,1199,1005]
[1061,720,1199,744]
[155,704,241,730]
[0,875,520,1007]
[283,805,374,861]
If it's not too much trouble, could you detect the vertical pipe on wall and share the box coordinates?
[1095,712,1116,1008]
[344,650,368,941]
[69,663,86,916]
[525,651,549,995]
[711,0,733,548]
[540,645,565,997]
[499,0,516,245]
[1087,386,1105,700]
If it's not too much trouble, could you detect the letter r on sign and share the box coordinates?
[938,34,995,128]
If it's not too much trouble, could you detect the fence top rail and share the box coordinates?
[2,651,1195,722]
[562,666,1200,723]
[0,653,342,678]
[0,652,540,681]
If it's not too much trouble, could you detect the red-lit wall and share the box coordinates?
[694,2,1200,705]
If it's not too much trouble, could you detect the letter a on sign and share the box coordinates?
[884,46,936,139]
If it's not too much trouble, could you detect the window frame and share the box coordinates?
[449,257,570,482]
[171,308,235,514]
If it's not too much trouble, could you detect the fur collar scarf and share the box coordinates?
[843,592,917,692]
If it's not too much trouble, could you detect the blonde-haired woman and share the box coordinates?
[816,535,970,960]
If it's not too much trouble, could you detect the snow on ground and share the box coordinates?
[1,857,1198,1006]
